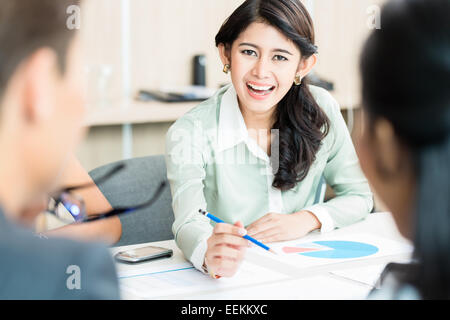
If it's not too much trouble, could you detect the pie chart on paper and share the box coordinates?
[282,241,379,259]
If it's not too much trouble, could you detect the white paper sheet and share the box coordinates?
[329,264,387,288]
[118,260,288,299]
[186,274,373,300]
[248,233,413,274]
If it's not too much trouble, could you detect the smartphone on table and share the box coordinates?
[115,245,173,263]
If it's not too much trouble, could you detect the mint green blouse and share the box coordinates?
[165,84,373,271]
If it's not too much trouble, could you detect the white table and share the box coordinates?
[111,212,412,300]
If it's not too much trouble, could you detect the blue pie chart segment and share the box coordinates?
[299,241,379,259]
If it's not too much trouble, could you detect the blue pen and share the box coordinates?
[199,209,276,254]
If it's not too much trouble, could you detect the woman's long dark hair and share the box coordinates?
[215,0,330,191]
[361,0,450,299]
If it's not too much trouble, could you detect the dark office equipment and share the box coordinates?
[306,71,334,91]
[193,54,206,86]
[136,89,208,103]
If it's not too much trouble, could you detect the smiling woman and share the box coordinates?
[165,0,373,279]
[215,2,329,189]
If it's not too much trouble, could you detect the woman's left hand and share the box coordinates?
[246,211,322,243]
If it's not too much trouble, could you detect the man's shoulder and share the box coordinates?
[0,221,119,299]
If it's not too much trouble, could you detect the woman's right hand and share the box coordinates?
[204,221,248,278]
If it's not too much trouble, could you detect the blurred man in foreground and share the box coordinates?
[0,0,119,299]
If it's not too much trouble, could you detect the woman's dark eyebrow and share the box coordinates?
[238,42,293,55]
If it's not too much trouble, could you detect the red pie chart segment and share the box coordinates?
[282,241,380,259]
[282,247,323,254]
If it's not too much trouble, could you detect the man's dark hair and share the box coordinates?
[0,0,80,99]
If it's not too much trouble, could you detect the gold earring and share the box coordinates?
[294,75,302,86]
[223,64,230,74]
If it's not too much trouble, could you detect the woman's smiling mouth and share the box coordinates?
[246,82,276,100]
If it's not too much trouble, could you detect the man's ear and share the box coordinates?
[372,118,405,179]
[218,43,231,68]
[295,54,317,80]
[22,48,59,124]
